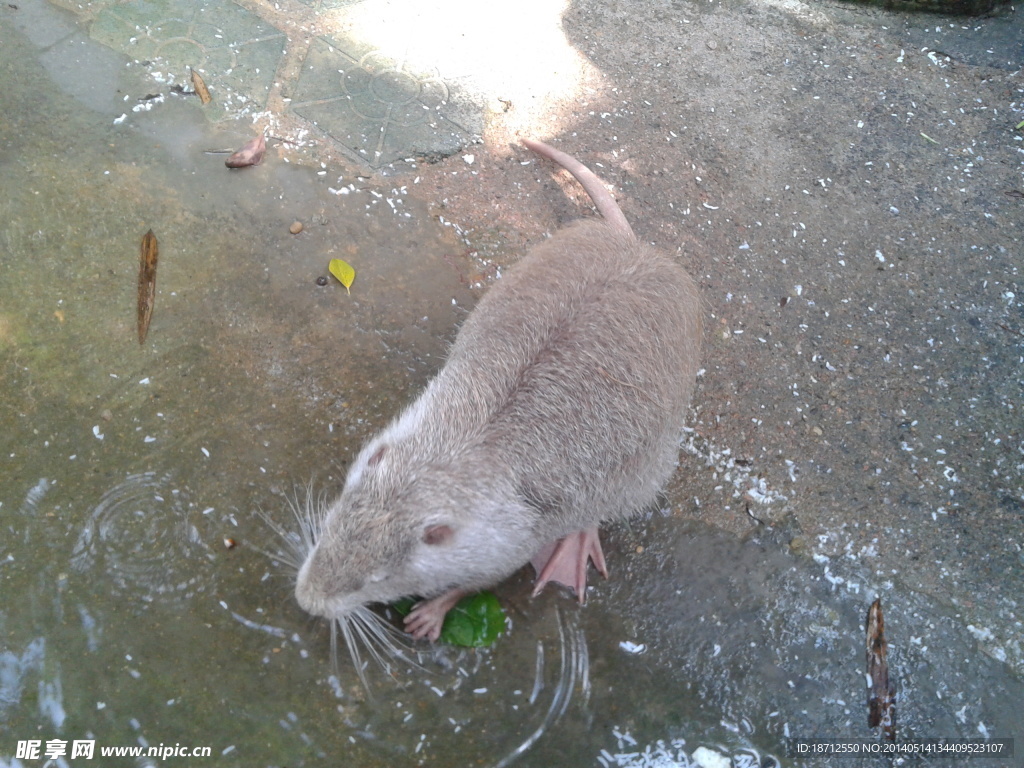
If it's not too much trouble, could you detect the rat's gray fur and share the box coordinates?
[294,139,701,650]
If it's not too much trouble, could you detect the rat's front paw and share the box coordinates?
[403,588,468,642]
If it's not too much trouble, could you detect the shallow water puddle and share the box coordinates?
[2,1,1023,766]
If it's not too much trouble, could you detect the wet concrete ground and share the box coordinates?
[1,0,1022,765]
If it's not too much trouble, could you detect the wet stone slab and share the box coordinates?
[78,0,482,165]
[290,37,479,167]
[89,0,284,114]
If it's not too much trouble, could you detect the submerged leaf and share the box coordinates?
[189,67,211,105]
[392,597,415,615]
[225,135,266,168]
[391,591,505,647]
[137,229,159,344]
[442,592,505,647]
[866,598,896,740]
[328,258,356,293]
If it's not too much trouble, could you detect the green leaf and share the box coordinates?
[391,597,416,616]
[441,592,505,647]
[390,591,505,647]
[328,258,356,293]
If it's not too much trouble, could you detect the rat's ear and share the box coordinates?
[422,524,454,546]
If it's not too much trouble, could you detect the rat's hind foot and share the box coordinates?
[404,588,469,642]
[531,527,608,603]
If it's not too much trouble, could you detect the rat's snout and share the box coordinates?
[294,554,324,617]
[294,546,367,620]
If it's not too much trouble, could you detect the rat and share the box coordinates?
[294,138,702,644]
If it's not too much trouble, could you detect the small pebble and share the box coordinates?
[316,275,328,286]
[289,221,303,235]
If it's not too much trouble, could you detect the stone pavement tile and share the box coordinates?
[90,0,285,115]
[58,0,485,164]
[290,37,478,167]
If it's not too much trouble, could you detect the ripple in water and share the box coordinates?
[70,472,214,602]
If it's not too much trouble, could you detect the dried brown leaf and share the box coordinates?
[137,229,159,344]
[225,135,266,168]
[866,598,896,740]
[190,67,211,105]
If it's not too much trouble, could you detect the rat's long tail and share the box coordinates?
[522,138,634,239]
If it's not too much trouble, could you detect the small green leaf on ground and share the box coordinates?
[391,591,505,647]
[328,258,356,293]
